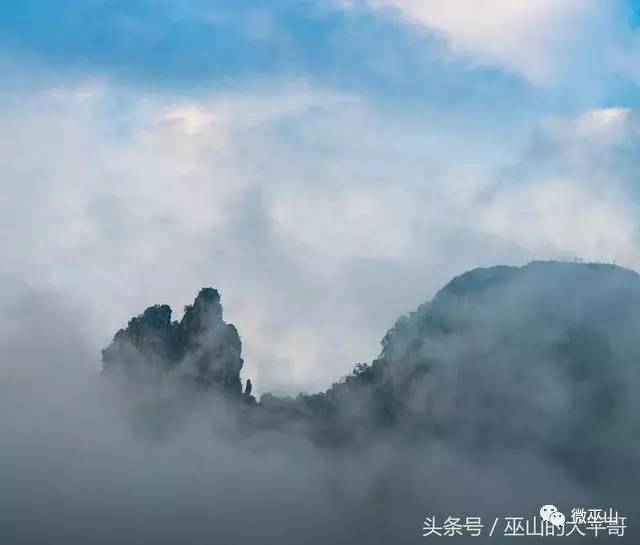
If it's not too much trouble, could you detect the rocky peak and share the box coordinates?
[102,289,249,399]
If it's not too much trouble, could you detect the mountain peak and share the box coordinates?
[102,288,249,399]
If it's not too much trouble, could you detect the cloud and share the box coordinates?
[479,107,640,263]
[0,77,515,393]
[359,0,628,86]
[542,106,632,146]
[3,261,640,544]
[3,72,640,397]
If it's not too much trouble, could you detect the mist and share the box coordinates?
[1,262,638,544]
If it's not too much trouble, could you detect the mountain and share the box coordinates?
[102,287,252,400]
[102,261,640,480]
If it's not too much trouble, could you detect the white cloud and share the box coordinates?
[159,104,222,136]
[0,80,513,393]
[3,78,640,395]
[481,178,635,261]
[479,108,640,264]
[363,0,619,85]
[543,107,632,145]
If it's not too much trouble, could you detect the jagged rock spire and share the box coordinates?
[102,288,245,396]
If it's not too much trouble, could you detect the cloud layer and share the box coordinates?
[3,75,640,394]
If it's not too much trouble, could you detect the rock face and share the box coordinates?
[102,288,246,397]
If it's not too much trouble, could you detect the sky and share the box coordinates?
[2,0,640,394]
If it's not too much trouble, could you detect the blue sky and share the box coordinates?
[3,0,640,393]
[0,0,622,108]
